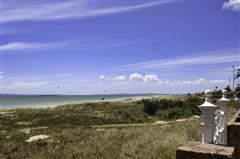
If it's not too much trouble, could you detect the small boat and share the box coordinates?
[101,97,105,100]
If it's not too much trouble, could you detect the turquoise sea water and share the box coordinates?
[0,94,143,109]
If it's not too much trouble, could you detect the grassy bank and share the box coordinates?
[0,96,201,131]
[1,100,152,131]
[0,119,201,159]
[0,96,239,159]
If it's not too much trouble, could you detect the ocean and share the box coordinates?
[0,94,146,109]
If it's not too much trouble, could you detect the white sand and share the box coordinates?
[26,134,49,142]
[154,121,168,124]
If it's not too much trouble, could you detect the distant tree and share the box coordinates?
[235,85,240,98]
[224,85,234,98]
[235,68,240,80]
[212,90,222,100]
[195,92,204,96]
[225,85,232,92]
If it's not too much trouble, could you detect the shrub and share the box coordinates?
[142,96,202,119]
[225,85,235,98]
[212,90,222,100]
[236,91,240,98]
[167,107,182,119]
[142,98,158,115]
[235,85,240,98]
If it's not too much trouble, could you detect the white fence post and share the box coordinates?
[198,90,218,144]
[218,89,230,145]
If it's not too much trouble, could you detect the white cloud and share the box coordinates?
[144,74,160,84]
[112,75,127,81]
[129,73,144,82]
[195,78,209,85]
[3,0,176,23]
[100,75,127,81]
[223,0,240,11]
[99,75,105,79]
[5,81,50,90]
[98,72,228,89]
[212,80,227,85]
[1,42,68,52]
[99,75,111,80]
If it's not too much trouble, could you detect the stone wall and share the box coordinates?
[176,142,235,159]
[228,111,240,159]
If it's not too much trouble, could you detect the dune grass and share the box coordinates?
[0,97,239,159]
[0,119,201,159]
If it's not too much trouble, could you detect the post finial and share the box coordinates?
[222,89,227,98]
[218,89,230,145]
[198,89,217,144]
[219,89,230,102]
[205,90,213,102]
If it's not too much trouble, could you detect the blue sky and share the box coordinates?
[1,0,240,94]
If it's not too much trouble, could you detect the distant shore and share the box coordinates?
[0,94,185,110]
[0,94,152,110]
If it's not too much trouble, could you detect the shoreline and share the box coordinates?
[0,95,149,110]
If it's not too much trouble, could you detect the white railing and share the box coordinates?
[214,109,224,144]
[198,89,230,145]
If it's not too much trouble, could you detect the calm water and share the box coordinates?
[0,94,143,109]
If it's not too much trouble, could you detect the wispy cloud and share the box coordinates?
[1,41,69,52]
[4,74,75,83]
[3,74,75,92]
[4,81,50,90]
[156,78,227,87]
[3,0,177,23]
[113,48,240,71]
[74,37,140,49]
[223,0,240,11]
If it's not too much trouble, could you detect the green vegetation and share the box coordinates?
[0,101,152,132]
[235,85,240,98]
[0,96,239,159]
[142,96,203,120]
[223,85,235,98]
[212,84,240,100]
